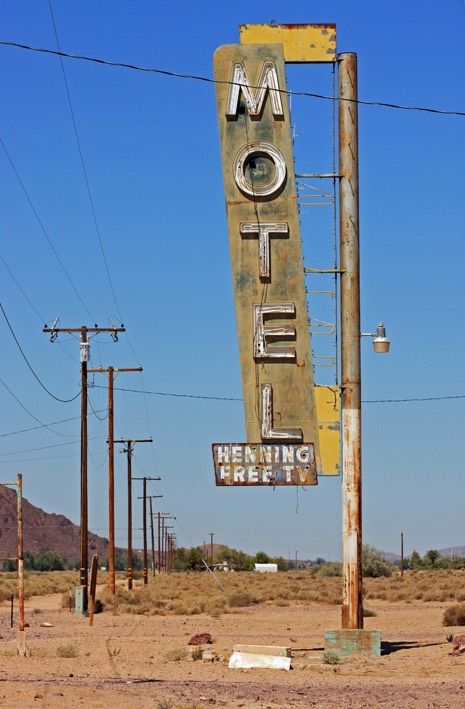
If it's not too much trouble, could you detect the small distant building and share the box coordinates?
[254,563,278,573]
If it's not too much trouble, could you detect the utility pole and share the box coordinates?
[43,323,124,608]
[295,550,298,571]
[339,52,363,630]
[16,474,24,636]
[148,495,163,576]
[209,532,214,565]
[165,526,174,573]
[88,366,142,595]
[135,477,161,584]
[113,438,152,589]
[400,532,404,578]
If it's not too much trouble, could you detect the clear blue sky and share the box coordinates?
[0,1,464,561]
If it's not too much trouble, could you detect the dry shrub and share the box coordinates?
[57,644,78,658]
[443,604,465,626]
[228,591,257,608]
[164,647,188,662]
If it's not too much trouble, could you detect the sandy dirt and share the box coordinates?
[1,590,465,708]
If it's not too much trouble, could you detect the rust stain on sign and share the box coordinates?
[213,443,317,486]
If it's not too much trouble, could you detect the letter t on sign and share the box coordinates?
[240,222,289,280]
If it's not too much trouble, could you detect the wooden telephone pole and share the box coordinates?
[135,477,161,584]
[43,324,124,608]
[147,495,163,576]
[113,438,152,589]
[88,366,142,595]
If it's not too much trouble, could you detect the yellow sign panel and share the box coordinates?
[315,386,340,475]
[240,23,336,63]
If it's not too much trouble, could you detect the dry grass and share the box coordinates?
[3,568,465,616]
[0,570,79,603]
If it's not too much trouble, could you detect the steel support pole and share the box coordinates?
[108,367,115,594]
[80,327,88,608]
[339,52,363,630]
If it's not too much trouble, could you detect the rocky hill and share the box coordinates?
[0,484,108,563]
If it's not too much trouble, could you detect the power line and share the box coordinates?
[92,383,465,404]
[0,40,464,118]
[0,409,106,438]
[47,1,123,322]
[0,302,80,403]
[0,434,105,458]
[0,376,78,439]
[0,135,94,320]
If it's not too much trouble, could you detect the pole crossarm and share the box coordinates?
[88,367,142,374]
[43,327,125,334]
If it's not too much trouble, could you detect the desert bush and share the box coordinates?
[443,604,465,626]
[227,591,257,608]
[322,650,340,665]
[362,546,393,578]
[56,644,78,658]
[363,607,377,617]
[164,647,188,662]
[316,562,342,577]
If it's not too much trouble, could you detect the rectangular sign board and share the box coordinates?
[214,43,321,472]
[213,443,317,486]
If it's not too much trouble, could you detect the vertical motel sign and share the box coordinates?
[213,42,320,486]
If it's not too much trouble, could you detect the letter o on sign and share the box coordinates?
[233,142,286,199]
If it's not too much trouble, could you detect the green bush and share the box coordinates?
[362,545,393,578]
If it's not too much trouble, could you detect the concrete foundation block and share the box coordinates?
[324,629,381,657]
[232,644,291,657]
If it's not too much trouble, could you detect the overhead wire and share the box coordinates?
[0,375,78,438]
[0,40,464,118]
[0,135,94,320]
[47,1,123,322]
[0,302,80,403]
[0,409,106,438]
[91,383,465,404]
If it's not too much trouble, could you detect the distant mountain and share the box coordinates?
[0,484,109,563]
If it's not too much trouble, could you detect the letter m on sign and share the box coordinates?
[226,61,283,118]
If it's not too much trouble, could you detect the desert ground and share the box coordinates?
[1,572,465,708]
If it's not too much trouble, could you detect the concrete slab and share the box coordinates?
[229,651,291,670]
[232,644,291,657]
[324,629,381,657]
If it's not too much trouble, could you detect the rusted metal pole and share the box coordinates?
[17,473,24,633]
[149,497,155,577]
[108,367,115,594]
[339,52,363,630]
[126,442,133,590]
[80,327,88,607]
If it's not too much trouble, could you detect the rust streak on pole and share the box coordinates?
[339,52,363,630]
[108,367,115,595]
[80,327,88,609]
[17,473,24,633]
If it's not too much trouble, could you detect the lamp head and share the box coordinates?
[372,322,390,353]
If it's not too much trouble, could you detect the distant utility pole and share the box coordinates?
[209,532,215,564]
[43,323,124,607]
[88,365,142,595]
[165,526,174,573]
[400,532,404,578]
[147,495,163,576]
[113,438,152,589]
[295,550,298,571]
[135,477,161,584]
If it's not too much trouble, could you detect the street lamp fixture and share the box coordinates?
[361,322,390,354]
